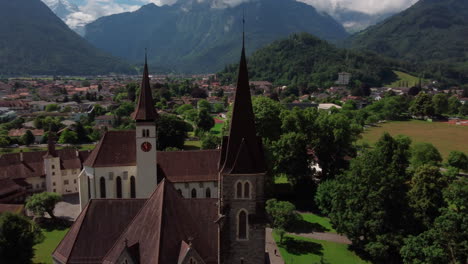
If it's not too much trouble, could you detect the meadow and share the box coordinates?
[360,120,468,160]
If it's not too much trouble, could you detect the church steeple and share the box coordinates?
[43,130,57,158]
[132,51,158,122]
[219,19,265,175]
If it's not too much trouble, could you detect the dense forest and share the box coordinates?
[218,33,410,89]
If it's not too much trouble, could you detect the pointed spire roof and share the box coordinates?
[43,130,57,158]
[132,51,158,122]
[219,21,265,175]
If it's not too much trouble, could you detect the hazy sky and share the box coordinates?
[63,0,420,28]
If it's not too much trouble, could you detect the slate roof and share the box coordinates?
[53,199,146,264]
[56,180,218,264]
[83,130,220,182]
[103,179,218,264]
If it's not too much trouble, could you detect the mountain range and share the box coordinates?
[84,0,349,73]
[0,0,133,76]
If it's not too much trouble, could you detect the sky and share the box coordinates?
[63,0,420,29]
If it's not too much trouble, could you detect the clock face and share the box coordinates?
[141,142,152,152]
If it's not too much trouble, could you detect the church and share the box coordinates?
[53,37,268,264]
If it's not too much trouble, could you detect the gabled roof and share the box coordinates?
[103,179,218,264]
[83,131,136,168]
[53,199,146,264]
[131,56,158,122]
[219,36,265,175]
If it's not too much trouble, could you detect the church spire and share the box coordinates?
[44,129,57,158]
[219,18,265,174]
[132,50,158,122]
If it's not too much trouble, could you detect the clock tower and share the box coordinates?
[132,53,159,198]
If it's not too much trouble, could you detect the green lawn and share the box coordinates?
[360,120,468,160]
[273,232,369,264]
[34,228,69,264]
[274,174,290,184]
[385,70,421,87]
[300,213,336,233]
[210,122,224,135]
[184,140,201,150]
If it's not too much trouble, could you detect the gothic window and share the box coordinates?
[191,188,197,198]
[238,209,248,240]
[205,188,211,198]
[236,182,242,199]
[142,129,146,137]
[177,189,182,196]
[146,129,150,137]
[189,258,197,264]
[130,176,136,198]
[244,181,250,199]
[87,177,91,199]
[100,177,106,198]
[116,177,122,198]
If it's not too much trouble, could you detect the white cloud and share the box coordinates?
[65,0,140,30]
[296,0,420,15]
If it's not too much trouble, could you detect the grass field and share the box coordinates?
[360,120,468,160]
[274,174,290,184]
[210,122,224,135]
[184,140,201,150]
[300,213,336,233]
[273,232,368,264]
[34,228,69,264]
[385,70,421,87]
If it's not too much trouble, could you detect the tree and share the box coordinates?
[266,199,298,230]
[460,103,468,116]
[197,99,211,112]
[58,129,78,144]
[327,133,413,263]
[45,104,59,112]
[157,114,191,150]
[410,93,434,117]
[432,93,448,115]
[447,96,461,115]
[271,132,309,185]
[126,83,137,102]
[21,130,35,145]
[74,122,89,143]
[191,87,207,98]
[72,93,81,103]
[201,133,220,149]
[25,192,62,219]
[175,104,193,115]
[196,109,214,132]
[408,165,450,228]
[410,143,443,168]
[401,178,468,264]
[213,103,225,113]
[447,151,468,171]
[114,102,135,117]
[252,96,284,141]
[314,179,338,215]
[0,212,43,263]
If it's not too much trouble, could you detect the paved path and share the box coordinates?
[265,228,285,264]
[53,193,80,221]
[289,231,351,245]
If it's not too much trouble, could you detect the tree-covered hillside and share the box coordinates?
[348,0,468,84]
[0,0,133,76]
[85,0,349,73]
[219,33,404,88]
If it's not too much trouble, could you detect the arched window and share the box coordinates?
[205,188,211,198]
[87,176,91,199]
[142,129,146,137]
[244,181,250,199]
[177,189,182,196]
[130,176,136,198]
[100,177,106,198]
[236,182,242,199]
[146,129,150,137]
[116,177,122,198]
[238,210,248,240]
[191,188,197,198]
[189,258,197,264]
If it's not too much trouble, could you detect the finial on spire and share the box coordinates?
[144,48,148,65]
[242,9,245,49]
